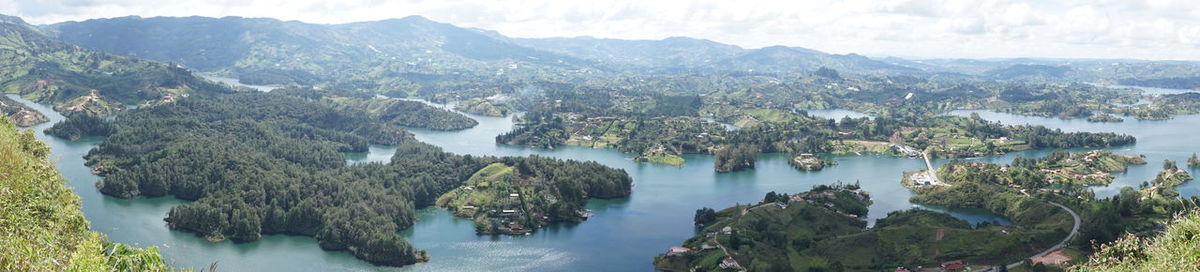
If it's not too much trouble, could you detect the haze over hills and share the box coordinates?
[42,15,929,79]
[40,14,1200,91]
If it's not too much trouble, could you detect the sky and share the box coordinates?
[3,0,1200,60]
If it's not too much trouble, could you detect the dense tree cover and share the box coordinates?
[354,99,478,130]
[656,184,1044,271]
[1013,126,1136,149]
[713,144,758,173]
[654,185,868,272]
[76,92,629,267]
[44,113,112,140]
[0,117,171,271]
[693,207,717,227]
[495,108,568,148]
[455,97,512,117]
[272,86,479,130]
[437,158,632,234]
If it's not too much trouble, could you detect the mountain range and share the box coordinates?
[3,13,1200,114]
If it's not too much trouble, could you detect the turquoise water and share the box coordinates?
[13,88,1197,271]
[199,74,281,92]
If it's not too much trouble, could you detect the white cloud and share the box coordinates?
[2,0,1200,60]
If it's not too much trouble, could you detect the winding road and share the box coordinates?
[976,201,1081,271]
[921,149,1084,270]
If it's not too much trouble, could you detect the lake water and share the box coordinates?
[9,84,1198,271]
[1108,84,1198,106]
[804,108,873,120]
[200,74,281,92]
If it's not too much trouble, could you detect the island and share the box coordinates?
[1141,160,1195,199]
[52,91,632,267]
[436,160,631,235]
[654,182,1069,271]
[496,87,1137,173]
[789,154,837,171]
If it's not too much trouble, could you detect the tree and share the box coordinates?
[694,208,717,227]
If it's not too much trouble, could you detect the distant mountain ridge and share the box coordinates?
[43,15,920,82]
[0,14,230,120]
[44,15,597,90]
[28,14,1200,90]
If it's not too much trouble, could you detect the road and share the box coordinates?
[975,201,1081,272]
[922,151,940,183]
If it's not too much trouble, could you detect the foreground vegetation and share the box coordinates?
[0,117,171,271]
[1074,212,1200,272]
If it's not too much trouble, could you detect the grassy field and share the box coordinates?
[644,153,686,166]
[438,163,516,217]
[830,140,898,155]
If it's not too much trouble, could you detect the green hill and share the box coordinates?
[0,15,230,122]
[1074,212,1200,272]
[0,116,170,271]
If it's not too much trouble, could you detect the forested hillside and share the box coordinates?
[0,116,170,271]
[49,92,631,267]
[271,86,479,130]
[0,15,231,121]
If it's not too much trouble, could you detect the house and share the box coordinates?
[508,222,525,231]
[941,260,965,270]
[790,194,805,202]
[509,193,520,198]
[721,226,733,235]
[895,267,911,272]
[501,209,518,214]
[700,243,716,250]
[719,257,741,269]
[460,205,475,209]
[666,246,690,256]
